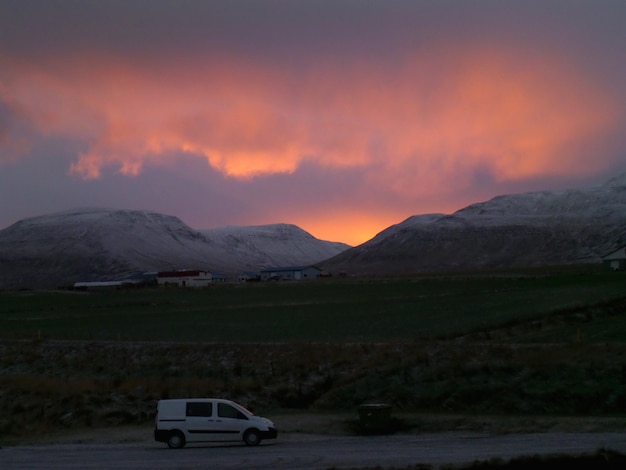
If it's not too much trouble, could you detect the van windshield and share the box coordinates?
[232,401,253,416]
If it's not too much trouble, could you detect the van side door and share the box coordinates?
[184,401,214,443]
[213,402,251,441]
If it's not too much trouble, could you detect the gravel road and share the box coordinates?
[3,431,626,469]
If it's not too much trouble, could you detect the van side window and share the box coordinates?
[186,402,212,417]
[217,403,247,419]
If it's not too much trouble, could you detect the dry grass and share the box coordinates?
[2,339,626,444]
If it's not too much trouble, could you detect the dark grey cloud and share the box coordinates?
[3,1,624,61]
[1,0,626,244]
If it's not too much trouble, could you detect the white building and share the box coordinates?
[602,246,626,271]
[157,270,212,287]
[260,266,321,281]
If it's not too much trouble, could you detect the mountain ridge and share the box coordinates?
[3,175,626,288]
[0,208,350,289]
[319,175,626,275]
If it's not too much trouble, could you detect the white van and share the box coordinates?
[154,398,277,448]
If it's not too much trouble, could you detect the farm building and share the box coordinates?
[260,266,322,281]
[239,271,260,282]
[74,272,158,290]
[602,246,626,271]
[157,270,212,287]
[211,272,227,283]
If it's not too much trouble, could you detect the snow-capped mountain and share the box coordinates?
[320,175,626,275]
[201,224,348,268]
[0,208,350,289]
[4,174,626,288]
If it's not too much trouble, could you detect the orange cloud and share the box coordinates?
[2,45,619,200]
[349,48,619,197]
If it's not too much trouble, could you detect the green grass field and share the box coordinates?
[3,266,626,439]
[2,266,626,342]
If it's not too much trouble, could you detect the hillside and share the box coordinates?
[320,175,626,275]
[0,208,350,289]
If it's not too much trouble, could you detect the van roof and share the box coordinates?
[158,398,234,403]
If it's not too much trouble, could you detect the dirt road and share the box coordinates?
[3,431,626,469]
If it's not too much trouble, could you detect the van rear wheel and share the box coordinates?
[167,430,185,449]
[243,429,261,446]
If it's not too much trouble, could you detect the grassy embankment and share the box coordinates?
[2,265,626,440]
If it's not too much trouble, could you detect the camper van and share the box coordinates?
[154,398,277,448]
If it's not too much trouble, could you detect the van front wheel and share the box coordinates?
[167,430,186,449]
[243,429,261,446]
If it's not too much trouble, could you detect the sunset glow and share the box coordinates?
[1,1,625,245]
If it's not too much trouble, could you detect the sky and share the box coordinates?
[1,1,625,246]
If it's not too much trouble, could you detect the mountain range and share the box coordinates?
[1,174,626,289]
[319,174,626,275]
[0,209,349,289]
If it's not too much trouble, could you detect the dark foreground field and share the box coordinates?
[2,266,626,446]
